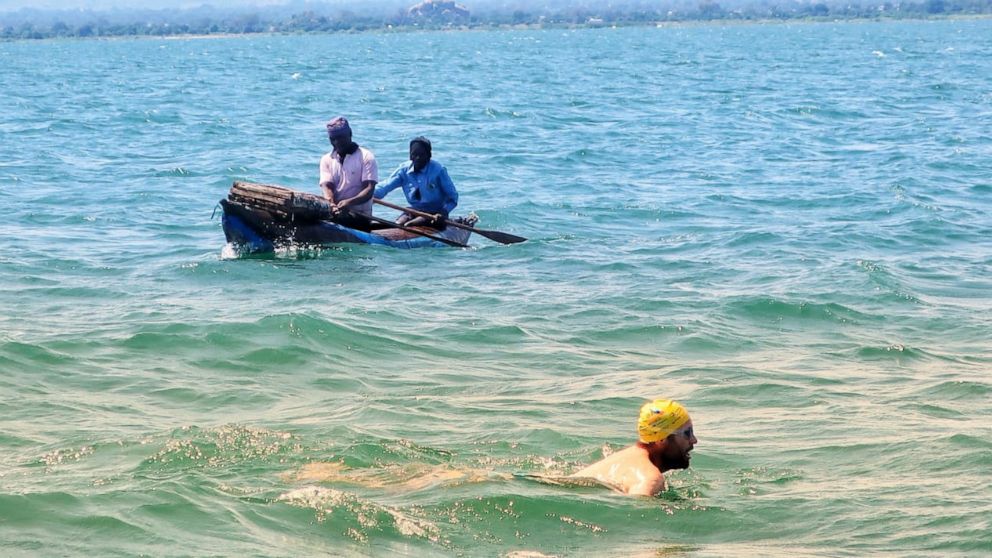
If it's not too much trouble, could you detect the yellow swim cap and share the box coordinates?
[637,399,690,443]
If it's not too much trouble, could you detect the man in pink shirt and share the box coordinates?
[319,116,378,231]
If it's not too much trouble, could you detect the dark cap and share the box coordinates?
[326,116,352,139]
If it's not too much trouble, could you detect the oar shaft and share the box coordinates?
[307,195,466,247]
[358,212,468,248]
[373,198,457,226]
[373,198,527,245]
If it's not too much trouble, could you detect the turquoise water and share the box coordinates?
[2,20,991,557]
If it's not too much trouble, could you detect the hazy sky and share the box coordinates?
[0,1,611,14]
[0,0,386,12]
[0,1,584,15]
[0,0,278,8]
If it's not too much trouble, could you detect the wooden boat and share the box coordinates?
[219,181,474,252]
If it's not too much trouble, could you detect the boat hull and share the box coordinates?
[220,198,473,252]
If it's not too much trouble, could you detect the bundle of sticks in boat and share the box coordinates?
[228,181,331,222]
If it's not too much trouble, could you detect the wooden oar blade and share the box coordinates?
[474,228,527,244]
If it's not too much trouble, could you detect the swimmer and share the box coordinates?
[570,399,697,496]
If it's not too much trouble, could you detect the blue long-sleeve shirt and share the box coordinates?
[374,159,458,216]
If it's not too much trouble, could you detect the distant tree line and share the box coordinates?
[1,0,990,40]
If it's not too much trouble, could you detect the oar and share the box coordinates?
[306,193,468,248]
[373,198,527,245]
[347,211,469,248]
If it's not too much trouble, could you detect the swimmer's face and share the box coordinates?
[661,421,697,470]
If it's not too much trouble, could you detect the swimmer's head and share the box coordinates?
[639,399,697,472]
[637,399,690,444]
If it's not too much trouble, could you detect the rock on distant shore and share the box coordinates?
[407,0,470,22]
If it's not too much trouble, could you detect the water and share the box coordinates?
[2,20,991,557]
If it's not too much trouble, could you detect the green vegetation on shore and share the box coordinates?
[2,0,990,40]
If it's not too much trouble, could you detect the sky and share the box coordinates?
[0,1,634,16]
[0,0,392,12]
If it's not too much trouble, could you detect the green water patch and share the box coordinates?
[29,443,98,473]
[152,166,200,178]
[855,259,924,305]
[143,386,280,411]
[732,466,805,497]
[0,340,79,367]
[79,482,277,555]
[118,314,373,374]
[724,296,871,325]
[921,379,992,401]
[0,491,165,555]
[426,492,732,555]
[329,438,457,471]
[121,325,204,351]
[249,313,382,351]
[0,431,40,450]
[237,346,322,368]
[912,403,968,420]
[947,433,992,452]
[301,374,375,395]
[445,323,531,346]
[270,484,734,556]
[275,485,448,548]
[883,512,992,554]
[58,512,155,546]
[136,424,304,476]
[852,344,934,362]
[787,440,913,472]
[721,230,782,249]
[926,442,992,474]
[0,492,82,520]
[702,381,819,409]
[669,329,758,355]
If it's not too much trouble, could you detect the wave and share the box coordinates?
[852,344,936,362]
[136,424,302,475]
[277,485,444,543]
[920,379,992,401]
[724,296,871,324]
[0,340,78,367]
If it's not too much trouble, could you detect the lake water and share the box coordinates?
[1,19,990,557]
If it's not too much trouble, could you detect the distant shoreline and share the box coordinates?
[3,12,991,43]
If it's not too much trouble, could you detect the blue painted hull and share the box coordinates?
[220,199,472,253]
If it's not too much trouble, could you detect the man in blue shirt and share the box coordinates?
[374,136,458,229]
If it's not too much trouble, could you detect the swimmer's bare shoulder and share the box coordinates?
[569,445,665,496]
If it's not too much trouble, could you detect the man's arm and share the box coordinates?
[318,154,337,203]
[319,181,337,204]
[373,166,404,200]
[335,181,375,212]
